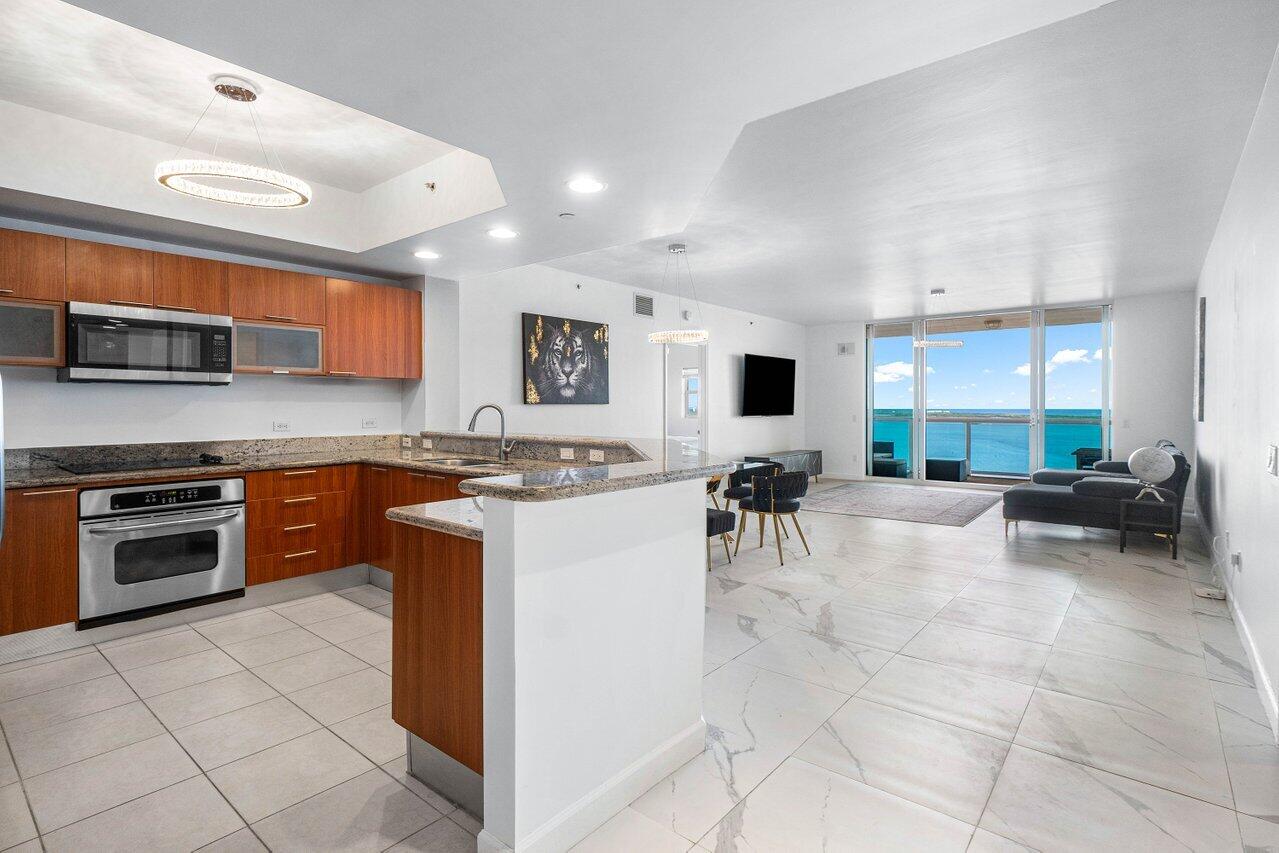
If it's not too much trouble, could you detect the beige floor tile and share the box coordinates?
[174,696,320,770]
[0,782,37,850]
[338,631,392,666]
[375,604,394,618]
[381,757,456,815]
[252,767,439,852]
[0,730,15,786]
[144,670,278,729]
[274,595,365,626]
[0,652,113,702]
[221,627,330,669]
[0,674,136,735]
[195,609,298,647]
[306,611,393,645]
[40,776,244,853]
[252,646,366,694]
[377,660,394,675]
[337,585,393,609]
[7,700,164,777]
[196,827,269,852]
[0,647,97,675]
[388,817,475,852]
[121,648,244,698]
[330,704,407,764]
[24,734,199,833]
[288,668,391,725]
[209,729,373,823]
[98,629,215,672]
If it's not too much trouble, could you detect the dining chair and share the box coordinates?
[733,470,810,566]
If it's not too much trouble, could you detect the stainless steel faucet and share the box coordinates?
[467,403,516,462]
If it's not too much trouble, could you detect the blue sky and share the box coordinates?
[872,322,1104,411]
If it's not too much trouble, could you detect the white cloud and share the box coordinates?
[1013,363,1045,376]
[994,399,1005,405]
[982,368,993,374]
[873,361,912,383]
[1093,349,1103,361]
[1050,348,1092,367]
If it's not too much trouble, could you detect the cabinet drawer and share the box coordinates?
[248,491,348,529]
[246,466,351,500]
[248,517,346,557]
[247,542,346,586]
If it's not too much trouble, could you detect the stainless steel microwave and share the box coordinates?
[59,302,233,384]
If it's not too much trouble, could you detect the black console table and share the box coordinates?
[744,449,823,481]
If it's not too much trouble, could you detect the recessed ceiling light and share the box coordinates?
[566,175,607,194]
[413,249,440,259]
[488,227,518,239]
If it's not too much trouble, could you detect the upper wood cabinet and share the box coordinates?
[0,486,78,636]
[66,239,155,306]
[325,278,422,379]
[153,253,228,315]
[227,263,325,326]
[0,298,64,366]
[0,228,65,302]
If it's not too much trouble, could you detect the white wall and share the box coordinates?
[1111,292,1197,462]
[1194,45,1279,733]
[458,264,806,460]
[806,322,869,479]
[401,276,461,434]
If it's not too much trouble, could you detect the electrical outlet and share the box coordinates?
[400,449,412,460]
[560,447,575,461]
[401,436,413,448]
[272,420,291,432]
[413,450,429,460]
[362,418,377,430]
[589,449,605,462]
[1267,444,1278,476]
[422,439,433,450]
[1231,551,1243,572]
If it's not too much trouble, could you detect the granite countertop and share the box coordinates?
[386,497,485,541]
[3,450,564,490]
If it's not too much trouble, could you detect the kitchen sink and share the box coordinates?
[429,458,499,468]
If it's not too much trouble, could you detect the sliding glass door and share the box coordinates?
[867,306,1111,482]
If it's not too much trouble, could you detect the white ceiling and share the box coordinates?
[548,0,1279,322]
[46,0,1112,282]
[0,0,456,193]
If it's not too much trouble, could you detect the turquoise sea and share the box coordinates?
[872,409,1104,477]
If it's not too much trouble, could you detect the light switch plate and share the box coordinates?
[272,421,291,432]
[1267,444,1278,476]
[401,436,413,448]
[560,447,575,461]
[362,418,377,430]
[589,449,605,462]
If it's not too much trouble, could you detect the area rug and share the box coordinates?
[800,482,1000,526]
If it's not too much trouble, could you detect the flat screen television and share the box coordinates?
[741,353,795,416]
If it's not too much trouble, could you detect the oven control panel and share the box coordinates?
[110,484,223,511]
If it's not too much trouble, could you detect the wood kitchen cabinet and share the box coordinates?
[66,239,154,307]
[245,465,358,585]
[363,465,396,572]
[0,487,79,636]
[233,321,324,375]
[227,263,325,326]
[0,228,65,302]
[324,279,422,379]
[0,298,64,366]
[152,252,228,315]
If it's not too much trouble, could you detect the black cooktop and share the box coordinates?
[55,454,228,476]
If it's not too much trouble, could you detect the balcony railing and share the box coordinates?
[871,413,1105,479]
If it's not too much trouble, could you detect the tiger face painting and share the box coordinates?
[522,313,609,405]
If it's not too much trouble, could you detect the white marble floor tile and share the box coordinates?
[1016,689,1232,807]
[98,629,215,672]
[735,627,893,693]
[1037,648,1218,728]
[696,758,972,852]
[0,674,136,735]
[858,656,1033,741]
[934,598,1065,644]
[6,700,164,778]
[0,652,113,703]
[251,767,438,852]
[868,564,975,595]
[976,561,1081,593]
[833,580,953,621]
[980,745,1241,851]
[966,828,1035,851]
[957,577,1073,614]
[901,622,1051,685]
[1053,617,1207,676]
[742,566,857,599]
[23,734,199,833]
[40,775,244,853]
[1075,572,1194,610]
[0,782,36,850]
[329,704,407,765]
[287,667,391,726]
[251,646,367,694]
[1197,614,1256,687]
[1064,593,1200,639]
[702,608,782,662]
[208,729,373,824]
[220,627,330,669]
[799,600,929,652]
[173,696,320,770]
[144,670,278,730]
[891,550,989,577]
[1212,680,1279,820]
[796,696,1008,823]
[1238,813,1279,852]
[197,828,270,852]
[120,648,244,699]
[702,662,849,747]
[705,583,835,629]
[571,806,691,852]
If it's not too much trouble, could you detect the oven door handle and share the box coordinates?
[88,511,240,534]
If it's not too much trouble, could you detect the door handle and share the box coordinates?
[282,496,316,504]
[282,523,316,532]
[284,549,318,559]
[89,511,239,534]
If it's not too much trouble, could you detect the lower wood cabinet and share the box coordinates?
[363,467,466,574]
[0,487,78,636]
[245,465,359,586]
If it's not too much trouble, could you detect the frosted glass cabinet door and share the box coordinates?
[233,321,324,375]
[0,298,64,366]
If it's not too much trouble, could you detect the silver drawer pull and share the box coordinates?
[108,299,151,307]
[408,473,444,480]
[271,369,291,375]
[327,371,357,376]
[370,467,388,472]
[156,304,196,312]
[282,496,316,504]
[0,288,15,294]
[284,549,318,559]
[89,511,238,534]
[283,523,316,532]
[264,314,297,322]
[282,470,317,476]
[21,488,76,496]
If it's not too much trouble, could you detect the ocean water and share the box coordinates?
[872,409,1104,476]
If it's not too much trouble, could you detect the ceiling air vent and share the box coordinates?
[633,292,655,317]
